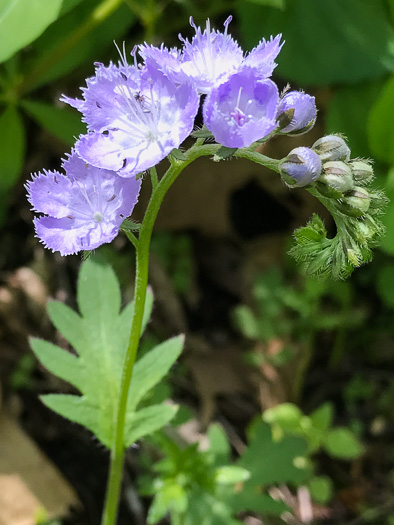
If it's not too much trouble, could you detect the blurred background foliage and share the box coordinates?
[2,0,394,524]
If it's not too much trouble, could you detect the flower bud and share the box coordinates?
[276,91,317,135]
[312,135,351,162]
[279,147,322,188]
[337,187,371,217]
[319,161,354,193]
[348,159,374,184]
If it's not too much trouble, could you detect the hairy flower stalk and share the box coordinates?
[25,15,388,525]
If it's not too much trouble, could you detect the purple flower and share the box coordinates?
[26,153,141,255]
[276,90,316,135]
[175,17,283,94]
[203,67,279,148]
[177,16,243,94]
[62,62,199,177]
[279,147,322,188]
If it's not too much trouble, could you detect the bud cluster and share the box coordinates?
[312,135,376,218]
[286,134,388,279]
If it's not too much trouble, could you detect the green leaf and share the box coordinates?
[125,404,178,447]
[30,255,156,448]
[213,146,238,162]
[238,421,309,486]
[30,339,83,390]
[310,403,333,432]
[28,0,135,89]
[127,335,184,412]
[324,428,364,459]
[0,0,62,63]
[21,100,86,145]
[237,0,394,85]
[207,424,231,466]
[215,466,250,485]
[232,305,259,339]
[377,265,394,308]
[368,75,394,164]
[41,394,105,439]
[327,81,383,158]
[308,476,333,504]
[263,403,304,433]
[0,106,25,224]
[148,481,187,524]
[59,0,85,17]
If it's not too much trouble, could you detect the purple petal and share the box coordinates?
[243,34,284,77]
[203,68,279,148]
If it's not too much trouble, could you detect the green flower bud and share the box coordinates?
[337,187,371,217]
[312,135,351,162]
[320,161,354,193]
[348,159,374,185]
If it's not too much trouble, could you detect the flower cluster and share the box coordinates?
[27,16,319,255]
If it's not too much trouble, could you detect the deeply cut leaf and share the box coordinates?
[30,255,181,449]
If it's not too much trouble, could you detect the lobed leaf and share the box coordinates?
[30,256,170,449]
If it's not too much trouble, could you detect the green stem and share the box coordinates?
[15,0,123,97]
[101,143,280,525]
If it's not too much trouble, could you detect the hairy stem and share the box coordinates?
[101,142,280,525]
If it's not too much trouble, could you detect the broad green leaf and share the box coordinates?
[59,0,85,17]
[31,256,157,448]
[0,0,62,63]
[244,0,285,7]
[379,186,394,255]
[127,335,184,412]
[0,106,25,224]
[228,490,288,516]
[368,76,394,164]
[237,0,394,85]
[326,81,383,158]
[308,475,333,504]
[377,265,394,308]
[21,100,86,145]
[215,466,250,485]
[324,428,364,459]
[125,404,178,447]
[28,0,135,89]
[238,421,308,485]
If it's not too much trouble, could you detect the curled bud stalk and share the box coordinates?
[279,147,322,187]
[312,134,351,162]
[276,91,317,135]
[288,136,388,279]
[348,159,374,185]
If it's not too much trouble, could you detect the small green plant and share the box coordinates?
[263,402,364,503]
[139,421,309,524]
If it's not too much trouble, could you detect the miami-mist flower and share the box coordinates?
[26,152,141,255]
[140,17,283,95]
[203,67,279,148]
[62,62,199,178]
